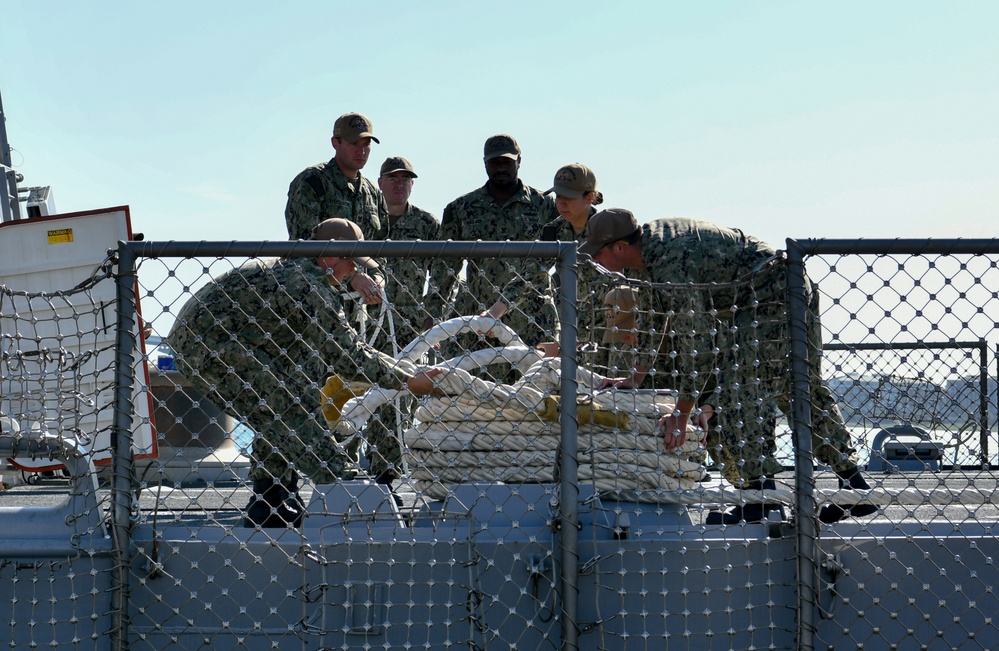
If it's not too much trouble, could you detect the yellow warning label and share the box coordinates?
[47,228,74,244]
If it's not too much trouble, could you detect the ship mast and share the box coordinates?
[1,88,23,222]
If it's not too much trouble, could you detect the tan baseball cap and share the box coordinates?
[483,134,521,161]
[311,218,378,270]
[379,156,417,178]
[547,163,604,204]
[577,208,641,257]
[333,112,380,144]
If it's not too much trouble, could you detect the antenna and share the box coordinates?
[1,88,23,222]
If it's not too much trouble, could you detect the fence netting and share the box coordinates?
[805,249,999,650]
[1,241,997,650]
[1,265,119,648]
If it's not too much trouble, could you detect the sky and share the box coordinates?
[2,1,998,250]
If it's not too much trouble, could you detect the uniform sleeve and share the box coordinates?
[497,248,552,308]
[542,194,560,224]
[289,266,408,388]
[635,241,719,401]
[413,211,442,302]
[425,201,461,320]
[497,197,557,308]
[327,330,408,388]
[351,183,385,241]
[284,172,324,240]
[420,210,442,240]
[372,192,390,240]
[636,287,717,401]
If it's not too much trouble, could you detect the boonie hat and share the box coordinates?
[380,156,418,178]
[333,112,380,144]
[311,218,379,270]
[578,208,641,257]
[483,134,521,161]
[547,163,604,204]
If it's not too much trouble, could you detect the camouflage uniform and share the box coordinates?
[542,210,622,366]
[285,158,384,240]
[427,182,559,349]
[167,257,406,485]
[631,218,860,485]
[359,203,440,481]
[371,203,441,351]
[543,213,597,331]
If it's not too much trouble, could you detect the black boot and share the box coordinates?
[243,477,305,528]
[284,476,307,516]
[706,479,785,525]
[818,467,878,524]
[374,470,404,510]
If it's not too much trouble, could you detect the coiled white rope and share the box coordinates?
[337,316,708,501]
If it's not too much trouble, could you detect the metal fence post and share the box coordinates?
[979,341,990,468]
[557,243,580,651]
[111,241,139,650]
[786,239,818,651]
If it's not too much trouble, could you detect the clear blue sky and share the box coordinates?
[2,1,997,248]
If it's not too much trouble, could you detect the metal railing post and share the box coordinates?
[111,241,139,650]
[979,341,989,467]
[786,239,817,651]
[557,244,580,651]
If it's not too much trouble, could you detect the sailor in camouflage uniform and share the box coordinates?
[285,111,387,364]
[373,156,441,350]
[540,163,603,243]
[168,219,424,528]
[580,209,876,524]
[539,163,625,370]
[426,135,559,370]
[284,112,385,241]
[360,156,441,485]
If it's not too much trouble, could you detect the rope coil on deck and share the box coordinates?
[330,316,708,501]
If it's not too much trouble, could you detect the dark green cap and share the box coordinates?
[483,134,520,161]
[578,209,640,257]
[380,156,417,178]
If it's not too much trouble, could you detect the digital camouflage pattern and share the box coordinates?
[542,212,609,347]
[285,158,384,240]
[427,182,559,347]
[362,203,440,481]
[543,212,642,374]
[372,202,441,350]
[167,257,406,484]
[627,217,861,485]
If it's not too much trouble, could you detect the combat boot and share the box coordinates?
[375,469,405,510]
[243,477,305,528]
[818,467,878,524]
[706,479,785,525]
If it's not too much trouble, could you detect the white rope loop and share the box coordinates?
[334,315,709,501]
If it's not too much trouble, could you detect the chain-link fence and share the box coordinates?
[789,239,999,651]
[1,236,998,650]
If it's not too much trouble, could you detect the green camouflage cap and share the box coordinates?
[483,134,521,161]
[547,163,604,204]
[333,112,380,144]
[578,208,640,257]
[311,218,379,270]
[380,156,418,178]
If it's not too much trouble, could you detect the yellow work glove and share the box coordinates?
[321,374,372,426]
[536,396,629,429]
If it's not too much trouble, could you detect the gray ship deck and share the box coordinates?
[4,469,998,527]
